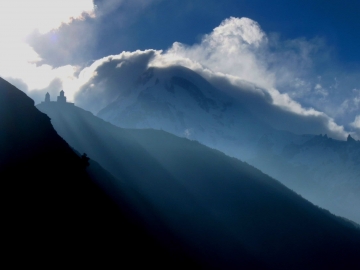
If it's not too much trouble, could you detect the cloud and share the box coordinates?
[1,0,164,94]
[0,0,159,99]
[75,50,156,113]
[0,1,95,100]
[159,17,273,89]
[4,12,357,140]
[351,116,360,130]
[11,77,65,103]
[0,0,94,38]
[149,17,348,138]
[26,0,164,67]
[71,46,346,139]
[154,17,360,135]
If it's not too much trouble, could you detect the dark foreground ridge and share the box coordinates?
[37,94,360,269]
[0,77,196,267]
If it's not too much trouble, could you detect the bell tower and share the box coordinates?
[45,92,50,103]
[57,90,67,103]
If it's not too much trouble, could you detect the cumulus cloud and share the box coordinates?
[157,18,273,89]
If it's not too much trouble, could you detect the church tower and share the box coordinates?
[57,90,67,103]
[45,92,50,103]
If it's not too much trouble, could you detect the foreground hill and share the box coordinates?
[97,65,360,223]
[38,100,360,269]
[0,78,194,267]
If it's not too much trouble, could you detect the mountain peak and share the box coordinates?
[0,77,34,108]
[347,134,356,142]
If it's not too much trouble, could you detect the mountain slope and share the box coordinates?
[0,77,195,267]
[38,100,360,269]
[97,65,360,223]
[249,133,360,222]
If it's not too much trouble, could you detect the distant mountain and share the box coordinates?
[97,65,360,223]
[0,77,195,267]
[38,100,360,269]
[98,65,275,160]
[249,133,360,223]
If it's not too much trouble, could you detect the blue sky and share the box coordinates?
[91,0,360,65]
[28,0,360,66]
[1,0,360,138]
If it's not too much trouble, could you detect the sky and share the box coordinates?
[1,0,360,139]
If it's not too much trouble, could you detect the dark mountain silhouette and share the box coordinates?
[96,65,360,223]
[0,77,196,267]
[37,99,360,269]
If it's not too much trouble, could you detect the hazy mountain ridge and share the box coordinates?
[97,65,360,223]
[250,133,360,222]
[38,100,360,269]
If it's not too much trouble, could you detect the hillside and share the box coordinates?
[96,65,360,223]
[38,100,360,269]
[0,77,195,267]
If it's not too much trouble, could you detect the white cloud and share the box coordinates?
[156,17,274,90]
[0,0,166,100]
[0,0,94,37]
[149,17,347,138]
[75,50,157,112]
[69,47,346,139]
[0,0,95,98]
[151,17,298,105]
[336,88,360,117]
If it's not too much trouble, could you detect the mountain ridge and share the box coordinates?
[37,99,360,269]
[96,65,360,223]
[0,77,196,267]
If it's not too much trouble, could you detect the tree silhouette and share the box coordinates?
[81,153,90,168]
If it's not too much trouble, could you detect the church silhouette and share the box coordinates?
[42,90,74,105]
